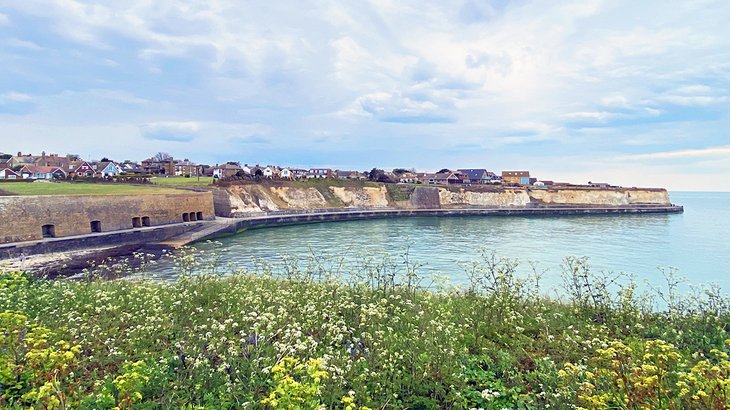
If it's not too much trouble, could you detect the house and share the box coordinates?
[307,168,332,179]
[397,172,418,183]
[69,161,95,177]
[336,170,366,180]
[502,171,531,185]
[8,152,72,172]
[212,163,242,178]
[280,168,292,179]
[0,168,20,180]
[141,157,175,175]
[263,166,275,178]
[174,159,199,176]
[95,161,122,177]
[290,169,308,179]
[241,165,252,175]
[433,171,463,185]
[19,165,66,180]
[588,182,612,188]
[416,173,437,184]
[120,161,144,174]
[457,169,497,185]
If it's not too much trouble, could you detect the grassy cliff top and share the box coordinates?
[0,182,183,196]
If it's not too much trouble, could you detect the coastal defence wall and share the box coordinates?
[214,185,673,216]
[0,192,215,244]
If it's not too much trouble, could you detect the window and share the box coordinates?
[41,224,56,238]
[142,216,151,227]
[90,220,102,233]
[132,217,142,228]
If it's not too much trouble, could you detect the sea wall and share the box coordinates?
[0,192,215,243]
[214,184,672,216]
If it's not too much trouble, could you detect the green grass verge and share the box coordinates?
[2,252,729,408]
[151,176,215,187]
[0,182,181,196]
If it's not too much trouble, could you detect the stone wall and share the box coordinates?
[0,192,215,243]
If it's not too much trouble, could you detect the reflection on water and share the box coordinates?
[139,192,730,293]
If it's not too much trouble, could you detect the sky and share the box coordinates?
[0,0,729,191]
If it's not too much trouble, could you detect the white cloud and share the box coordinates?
[0,92,33,103]
[620,146,730,161]
[0,12,9,25]
[140,121,201,142]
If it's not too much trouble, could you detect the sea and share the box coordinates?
[139,192,730,296]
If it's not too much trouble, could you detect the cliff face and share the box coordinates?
[330,186,390,207]
[528,188,671,206]
[213,184,672,216]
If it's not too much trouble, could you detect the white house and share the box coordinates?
[263,167,274,178]
[98,162,121,177]
[280,168,291,179]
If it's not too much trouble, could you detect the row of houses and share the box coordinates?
[0,152,212,180]
[1,151,559,187]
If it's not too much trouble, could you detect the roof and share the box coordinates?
[21,165,66,174]
[457,169,489,181]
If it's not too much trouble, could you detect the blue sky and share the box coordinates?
[1,0,729,191]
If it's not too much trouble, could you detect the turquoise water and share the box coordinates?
[145,192,730,293]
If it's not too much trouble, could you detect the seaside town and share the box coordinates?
[0,150,614,188]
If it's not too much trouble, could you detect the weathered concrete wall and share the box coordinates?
[215,184,673,215]
[0,192,215,243]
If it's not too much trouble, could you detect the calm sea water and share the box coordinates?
[143,192,730,293]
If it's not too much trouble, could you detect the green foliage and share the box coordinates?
[1,250,729,409]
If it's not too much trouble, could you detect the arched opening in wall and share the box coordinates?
[90,220,102,233]
[142,216,151,227]
[196,211,203,220]
[189,212,197,221]
[41,224,56,238]
[132,217,142,228]
[182,213,190,222]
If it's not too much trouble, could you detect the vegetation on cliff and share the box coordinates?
[1,250,728,409]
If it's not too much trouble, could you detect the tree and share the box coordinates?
[392,168,409,175]
[255,169,264,177]
[100,157,110,162]
[153,152,173,162]
[437,168,451,174]
[65,154,81,161]
[368,168,385,181]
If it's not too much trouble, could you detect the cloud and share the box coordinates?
[0,92,35,114]
[354,91,455,123]
[1,1,730,190]
[620,146,730,161]
[140,121,200,142]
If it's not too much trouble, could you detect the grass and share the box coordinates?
[2,249,730,409]
[0,181,181,196]
[151,176,215,187]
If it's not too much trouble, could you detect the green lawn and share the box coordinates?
[151,176,214,187]
[0,182,181,196]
